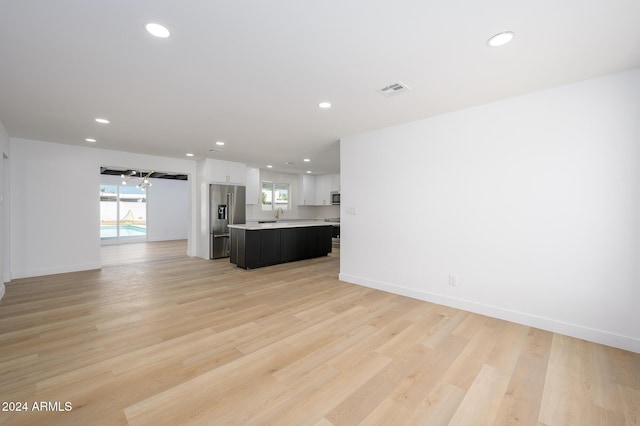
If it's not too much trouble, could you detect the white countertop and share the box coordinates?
[229,221,339,230]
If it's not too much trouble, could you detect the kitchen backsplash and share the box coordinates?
[246,204,339,221]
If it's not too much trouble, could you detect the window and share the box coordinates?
[100,184,147,240]
[261,181,290,211]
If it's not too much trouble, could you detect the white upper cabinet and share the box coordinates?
[298,174,316,206]
[297,173,340,206]
[246,167,260,204]
[330,174,340,192]
[314,175,332,205]
[206,159,247,185]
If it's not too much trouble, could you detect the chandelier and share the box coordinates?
[120,170,154,190]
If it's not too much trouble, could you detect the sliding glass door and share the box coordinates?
[100,185,147,241]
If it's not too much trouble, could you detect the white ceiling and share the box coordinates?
[1,1,639,175]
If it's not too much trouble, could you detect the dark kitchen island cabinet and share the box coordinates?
[229,223,333,269]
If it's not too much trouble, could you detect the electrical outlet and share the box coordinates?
[448,274,458,286]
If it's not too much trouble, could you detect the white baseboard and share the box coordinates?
[147,235,188,242]
[12,262,102,279]
[339,273,640,354]
[0,283,4,301]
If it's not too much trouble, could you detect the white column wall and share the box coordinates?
[10,139,102,278]
[340,68,640,353]
[0,119,9,300]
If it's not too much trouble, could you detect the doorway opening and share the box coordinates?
[99,167,189,246]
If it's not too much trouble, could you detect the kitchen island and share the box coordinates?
[228,222,335,269]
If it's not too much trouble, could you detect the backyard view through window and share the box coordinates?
[261,182,290,211]
[100,185,147,240]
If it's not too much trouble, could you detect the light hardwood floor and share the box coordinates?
[1,240,639,425]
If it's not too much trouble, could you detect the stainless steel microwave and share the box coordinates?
[331,191,340,205]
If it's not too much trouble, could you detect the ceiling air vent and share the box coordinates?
[377,81,411,97]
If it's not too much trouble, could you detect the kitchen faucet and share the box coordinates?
[275,207,284,219]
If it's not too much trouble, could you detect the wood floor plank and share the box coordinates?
[618,384,640,425]
[389,332,469,410]
[243,359,341,424]
[539,334,628,425]
[357,397,413,425]
[493,328,553,425]
[448,364,511,425]
[485,321,530,374]
[0,240,638,425]
[406,382,467,425]
[266,350,392,425]
[436,322,504,390]
[326,344,432,425]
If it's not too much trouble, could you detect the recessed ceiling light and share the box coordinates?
[318,102,331,109]
[487,31,515,47]
[186,153,194,157]
[146,23,171,38]
[85,138,96,143]
[216,141,225,146]
[303,158,310,162]
[267,165,273,168]
[306,170,312,174]
[95,118,110,124]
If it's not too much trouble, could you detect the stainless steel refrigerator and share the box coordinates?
[210,184,246,259]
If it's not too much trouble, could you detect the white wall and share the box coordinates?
[340,68,640,353]
[10,138,197,278]
[0,119,9,300]
[147,178,189,241]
